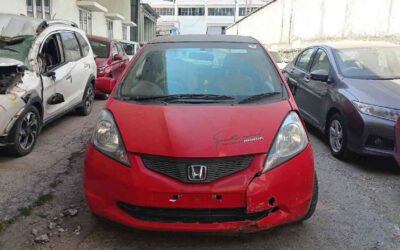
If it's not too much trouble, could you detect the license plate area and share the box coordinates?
[153,192,244,209]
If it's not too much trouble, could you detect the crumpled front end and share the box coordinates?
[84,143,315,232]
[0,58,40,145]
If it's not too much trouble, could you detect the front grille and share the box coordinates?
[141,154,253,183]
[117,202,271,223]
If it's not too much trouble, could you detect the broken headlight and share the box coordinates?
[93,109,131,167]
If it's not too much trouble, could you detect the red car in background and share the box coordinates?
[84,35,317,233]
[395,118,400,166]
[88,35,129,97]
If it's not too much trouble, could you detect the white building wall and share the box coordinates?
[143,0,266,35]
[226,0,400,49]
[0,0,131,40]
[0,0,27,15]
[92,12,108,37]
[51,0,80,23]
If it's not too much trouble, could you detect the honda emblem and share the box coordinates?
[187,165,207,181]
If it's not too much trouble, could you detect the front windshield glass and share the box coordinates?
[89,40,109,58]
[334,46,400,79]
[0,35,35,63]
[119,42,284,104]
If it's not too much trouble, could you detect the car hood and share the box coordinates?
[107,99,293,158]
[345,78,400,109]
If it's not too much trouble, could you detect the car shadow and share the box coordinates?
[305,123,400,175]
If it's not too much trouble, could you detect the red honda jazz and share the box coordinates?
[84,35,317,232]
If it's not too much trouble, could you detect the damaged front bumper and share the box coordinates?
[84,144,315,233]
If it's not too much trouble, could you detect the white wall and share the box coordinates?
[51,0,80,23]
[92,12,107,37]
[227,0,400,49]
[0,0,27,15]
[144,0,266,34]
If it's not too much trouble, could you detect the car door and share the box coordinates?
[39,33,74,120]
[116,42,128,78]
[303,48,333,128]
[110,42,122,80]
[286,48,316,122]
[59,31,85,106]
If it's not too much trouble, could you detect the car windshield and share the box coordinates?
[89,40,109,58]
[0,35,35,64]
[119,42,284,104]
[334,46,400,79]
[270,51,283,63]
[122,43,135,55]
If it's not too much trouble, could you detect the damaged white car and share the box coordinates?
[0,14,97,156]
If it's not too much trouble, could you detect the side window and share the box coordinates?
[75,32,90,57]
[60,32,82,61]
[111,43,118,57]
[39,33,63,72]
[117,43,125,55]
[310,49,332,73]
[295,48,315,71]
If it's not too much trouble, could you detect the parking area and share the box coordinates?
[0,100,399,249]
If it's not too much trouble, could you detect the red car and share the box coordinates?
[84,35,317,232]
[87,35,129,96]
[395,118,400,166]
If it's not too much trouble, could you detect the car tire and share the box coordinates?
[327,113,350,160]
[301,174,318,221]
[76,84,95,116]
[6,106,41,157]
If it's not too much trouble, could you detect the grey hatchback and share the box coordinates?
[284,41,400,160]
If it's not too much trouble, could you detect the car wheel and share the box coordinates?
[7,106,41,157]
[301,174,318,221]
[328,113,350,160]
[76,84,95,116]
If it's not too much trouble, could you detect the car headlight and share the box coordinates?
[92,109,131,167]
[264,111,308,172]
[353,101,400,122]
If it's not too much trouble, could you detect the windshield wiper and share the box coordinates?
[238,92,281,104]
[129,94,235,103]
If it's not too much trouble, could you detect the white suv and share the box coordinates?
[0,14,97,156]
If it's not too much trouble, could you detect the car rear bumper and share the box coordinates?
[84,144,315,232]
[346,111,395,157]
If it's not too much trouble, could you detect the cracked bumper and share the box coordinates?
[84,144,315,232]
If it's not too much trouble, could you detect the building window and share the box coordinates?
[208,8,234,16]
[239,7,258,16]
[178,8,204,16]
[154,8,175,16]
[79,9,92,35]
[122,24,128,40]
[27,0,51,19]
[106,19,113,38]
[26,0,34,17]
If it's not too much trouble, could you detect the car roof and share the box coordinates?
[87,35,114,43]
[320,41,400,49]
[148,35,258,44]
[118,39,139,44]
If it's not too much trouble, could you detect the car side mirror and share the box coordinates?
[310,69,330,82]
[113,54,123,61]
[44,71,56,80]
[96,77,117,94]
